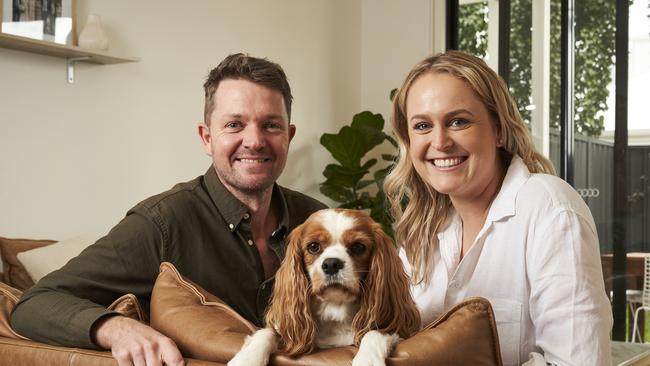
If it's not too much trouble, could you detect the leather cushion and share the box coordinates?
[0,282,29,340]
[0,237,56,290]
[150,262,503,366]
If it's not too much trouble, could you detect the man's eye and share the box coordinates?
[307,242,321,254]
[226,121,242,129]
[265,122,282,130]
[349,242,366,255]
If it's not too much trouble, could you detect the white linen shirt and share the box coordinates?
[400,156,612,366]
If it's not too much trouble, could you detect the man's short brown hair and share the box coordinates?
[203,53,293,124]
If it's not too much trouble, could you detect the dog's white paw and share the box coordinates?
[351,350,387,366]
[351,331,399,366]
[227,348,270,366]
[227,328,277,366]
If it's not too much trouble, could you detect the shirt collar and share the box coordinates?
[484,155,531,223]
[203,166,290,235]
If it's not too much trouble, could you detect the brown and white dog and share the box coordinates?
[228,208,420,366]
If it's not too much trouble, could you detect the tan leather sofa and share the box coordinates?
[0,263,503,366]
[0,338,224,366]
[0,281,226,366]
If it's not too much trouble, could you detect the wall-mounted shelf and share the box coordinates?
[0,33,139,83]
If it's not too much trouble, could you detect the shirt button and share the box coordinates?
[247,239,254,246]
[228,223,234,230]
[243,213,250,220]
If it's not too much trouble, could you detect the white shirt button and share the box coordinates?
[243,213,250,220]
[247,239,254,246]
[228,223,234,230]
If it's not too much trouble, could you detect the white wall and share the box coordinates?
[357,0,436,175]
[0,1,434,248]
[360,0,434,119]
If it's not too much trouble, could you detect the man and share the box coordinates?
[10,53,326,366]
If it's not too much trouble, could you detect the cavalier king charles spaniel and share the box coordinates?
[228,208,420,366]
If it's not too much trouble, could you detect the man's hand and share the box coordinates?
[92,315,185,366]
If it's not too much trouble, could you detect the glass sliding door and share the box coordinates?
[456,0,650,341]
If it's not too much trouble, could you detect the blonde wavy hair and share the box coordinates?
[384,51,555,285]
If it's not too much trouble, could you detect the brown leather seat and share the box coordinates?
[1,264,503,366]
[0,281,224,366]
[149,262,502,366]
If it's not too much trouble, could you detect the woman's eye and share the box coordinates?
[349,242,366,255]
[449,119,469,128]
[307,242,321,254]
[413,122,431,131]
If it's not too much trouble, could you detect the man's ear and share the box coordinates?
[288,124,296,143]
[197,123,213,155]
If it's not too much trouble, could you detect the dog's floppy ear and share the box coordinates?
[353,221,421,344]
[264,221,316,356]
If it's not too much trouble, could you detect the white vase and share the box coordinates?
[78,14,109,51]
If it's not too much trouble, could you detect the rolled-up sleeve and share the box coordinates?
[10,211,162,349]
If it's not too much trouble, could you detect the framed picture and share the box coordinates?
[0,0,75,45]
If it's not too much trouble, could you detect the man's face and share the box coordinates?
[199,78,295,197]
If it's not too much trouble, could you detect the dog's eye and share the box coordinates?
[306,242,321,254]
[349,242,366,255]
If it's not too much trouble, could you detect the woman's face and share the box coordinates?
[406,72,504,203]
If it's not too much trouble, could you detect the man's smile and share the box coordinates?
[237,158,271,163]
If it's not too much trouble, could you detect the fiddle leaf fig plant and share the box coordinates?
[319,110,398,237]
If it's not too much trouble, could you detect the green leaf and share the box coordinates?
[320,111,388,168]
[357,179,374,190]
[320,126,367,168]
[381,154,397,162]
[373,166,392,185]
[351,111,384,131]
[322,164,368,189]
[319,182,355,203]
[385,135,398,148]
[351,111,387,148]
[361,158,377,170]
[389,88,398,102]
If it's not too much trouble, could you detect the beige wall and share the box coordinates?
[0,1,435,248]
[360,0,434,118]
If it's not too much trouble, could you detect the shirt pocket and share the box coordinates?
[491,298,522,366]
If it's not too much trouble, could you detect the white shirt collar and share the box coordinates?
[485,155,531,223]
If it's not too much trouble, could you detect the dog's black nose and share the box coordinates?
[322,258,344,275]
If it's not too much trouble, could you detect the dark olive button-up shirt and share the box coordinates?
[10,166,326,349]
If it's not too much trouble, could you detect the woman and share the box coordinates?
[384,51,612,366]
